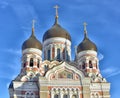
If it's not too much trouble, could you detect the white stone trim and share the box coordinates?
[43,37,71,46]
[77,50,97,58]
[22,48,42,56]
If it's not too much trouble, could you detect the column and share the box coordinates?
[50,45,52,60]
[54,44,57,60]
[60,88,64,98]
[51,90,54,98]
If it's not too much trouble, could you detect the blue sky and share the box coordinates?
[0,0,120,98]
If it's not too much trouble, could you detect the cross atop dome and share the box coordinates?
[83,22,88,37]
[54,5,59,24]
[32,20,35,28]
[83,22,87,32]
[32,20,36,34]
[54,5,59,17]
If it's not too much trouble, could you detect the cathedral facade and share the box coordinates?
[9,7,110,98]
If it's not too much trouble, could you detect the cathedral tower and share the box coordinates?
[76,23,99,76]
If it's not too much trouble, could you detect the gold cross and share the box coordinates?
[54,5,59,16]
[32,20,36,28]
[83,22,87,31]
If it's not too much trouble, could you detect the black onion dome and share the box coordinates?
[77,33,97,53]
[43,17,71,41]
[22,29,42,50]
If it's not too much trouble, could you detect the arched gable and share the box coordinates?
[45,62,85,81]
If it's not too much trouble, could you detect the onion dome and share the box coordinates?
[43,5,71,41]
[77,22,97,53]
[22,21,42,50]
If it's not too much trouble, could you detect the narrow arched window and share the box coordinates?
[89,61,93,68]
[96,93,99,98]
[30,58,33,67]
[37,59,40,68]
[54,94,59,98]
[64,95,68,98]
[66,50,70,61]
[23,60,26,68]
[48,49,51,60]
[82,62,85,69]
[57,48,60,61]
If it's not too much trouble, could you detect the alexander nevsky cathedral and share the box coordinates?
[9,6,110,98]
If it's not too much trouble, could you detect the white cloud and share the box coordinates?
[1,48,21,55]
[98,52,104,61]
[101,67,120,78]
[102,68,116,74]
[106,71,120,78]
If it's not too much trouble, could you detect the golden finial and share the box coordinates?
[83,22,88,37]
[54,5,59,17]
[32,20,35,28]
[83,22,87,31]
[32,20,35,35]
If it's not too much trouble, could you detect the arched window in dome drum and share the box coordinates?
[66,50,70,61]
[30,58,33,67]
[37,59,40,68]
[57,48,60,61]
[89,61,93,68]
[48,49,51,60]
[23,60,26,68]
[82,62,85,69]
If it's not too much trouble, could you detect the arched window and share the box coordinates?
[57,48,60,61]
[30,58,33,67]
[72,95,77,98]
[66,50,70,61]
[63,94,68,98]
[82,62,85,69]
[37,59,40,68]
[54,94,59,98]
[95,93,99,98]
[89,61,93,68]
[48,49,51,60]
[23,61,26,68]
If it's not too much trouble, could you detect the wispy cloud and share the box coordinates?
[0,1,8,9]
[1,48,21,55]
[102,67,120,78]
[98,52,104,61]
[106,71,120,78]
